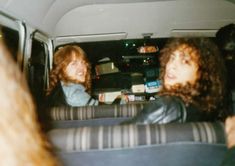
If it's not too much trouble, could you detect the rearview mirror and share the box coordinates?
[137,45,158,54]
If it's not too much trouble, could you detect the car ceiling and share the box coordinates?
[0,0,234,39]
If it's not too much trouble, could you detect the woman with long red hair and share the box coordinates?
[46,45,98,107]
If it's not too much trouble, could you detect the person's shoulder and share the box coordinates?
[147,95,184,112]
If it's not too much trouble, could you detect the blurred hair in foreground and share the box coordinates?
[0,39,59,165]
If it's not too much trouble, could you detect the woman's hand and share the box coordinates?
[99,93,129,104]
[225,116,235,148]
[119,94,129,104]
[112,94,129,105]
[98,93,105,102]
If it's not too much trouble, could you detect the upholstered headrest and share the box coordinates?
[49,103,147,120]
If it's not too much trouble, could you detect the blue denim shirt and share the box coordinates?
[61,81,98,106]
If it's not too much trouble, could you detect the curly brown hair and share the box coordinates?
[46,45,91,95]
[159,38,227,118]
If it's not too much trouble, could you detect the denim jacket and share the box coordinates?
[61,81,98,106]
[46,81,98,107]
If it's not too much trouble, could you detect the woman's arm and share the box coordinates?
[121,96,186,124]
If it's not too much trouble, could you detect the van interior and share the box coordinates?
[0,0,235,165]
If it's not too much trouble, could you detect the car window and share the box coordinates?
[0,25,19,62]
[57,38,167,102]
[29,39,49,107]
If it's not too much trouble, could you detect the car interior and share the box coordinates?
[0,0,235,165]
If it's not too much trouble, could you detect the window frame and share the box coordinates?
[0,12,26,68]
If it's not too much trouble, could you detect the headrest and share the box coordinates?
[48,103,147,120]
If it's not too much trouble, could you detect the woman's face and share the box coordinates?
[65,57,87,83]
[164,47,199,89]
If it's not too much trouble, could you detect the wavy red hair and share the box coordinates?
[46,45,91,95]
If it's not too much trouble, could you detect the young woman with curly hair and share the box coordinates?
[46,45,99,107]
[124,38,228,124]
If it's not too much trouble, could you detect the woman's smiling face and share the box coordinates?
[164,45,199,89]
[65,54,87,83]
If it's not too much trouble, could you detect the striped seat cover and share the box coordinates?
[48,122,225,152]
[49,103,147,120]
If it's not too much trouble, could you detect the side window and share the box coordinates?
[29,39,49,107]
[0,25,19,62]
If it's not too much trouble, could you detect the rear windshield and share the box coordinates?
[75,38,168,92]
